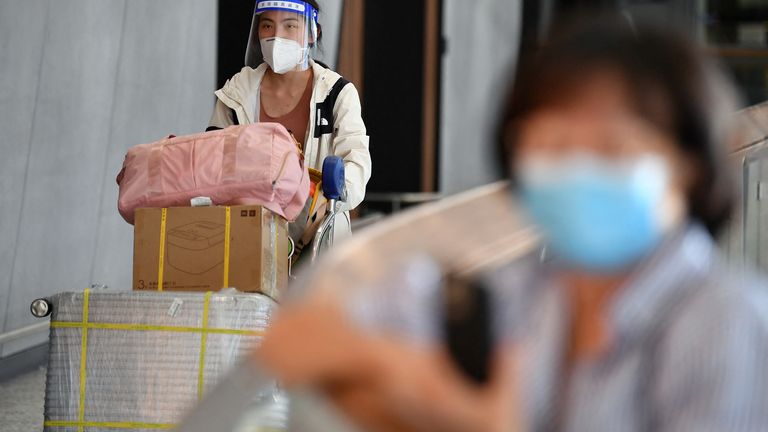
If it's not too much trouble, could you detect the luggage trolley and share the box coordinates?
[282,155,346,277]
[309,155,347,262]
[29,155,348,432]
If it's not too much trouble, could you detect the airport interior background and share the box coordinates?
[3,0,768,430]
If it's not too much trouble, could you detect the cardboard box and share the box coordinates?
[133,205,288,298]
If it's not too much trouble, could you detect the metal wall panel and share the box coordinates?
[88,0,217,293]
[2,0,127,357]
[0,0,218,357]
[439,0,521,195]
[0,0,48,342]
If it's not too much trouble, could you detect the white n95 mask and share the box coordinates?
[260,37,307,74]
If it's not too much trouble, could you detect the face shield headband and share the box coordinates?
[255,0,319,31]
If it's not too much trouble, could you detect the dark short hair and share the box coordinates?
[498,17,739,237]
[305,0,321,11]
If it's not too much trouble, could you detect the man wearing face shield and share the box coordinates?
[209,0,371,252]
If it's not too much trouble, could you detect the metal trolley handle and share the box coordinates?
[310,156,346,263]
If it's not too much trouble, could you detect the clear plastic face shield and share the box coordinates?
[245,0,319,73]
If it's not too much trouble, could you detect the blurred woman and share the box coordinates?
[256,18,768,431]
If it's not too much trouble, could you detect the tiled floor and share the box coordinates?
[0,367,45,431]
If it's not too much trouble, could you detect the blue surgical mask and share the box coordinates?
[517,154,669,273]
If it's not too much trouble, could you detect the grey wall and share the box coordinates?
[314,0,343,69]
[440,0,522,195]
[0,0,217,357]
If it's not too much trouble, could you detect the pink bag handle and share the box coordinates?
[221,133,238,183]
[147,144,164,196]
[146,135,174,196]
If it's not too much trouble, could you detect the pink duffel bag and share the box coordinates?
[117,124,309,224]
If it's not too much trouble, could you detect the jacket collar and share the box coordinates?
[216,59,337,124]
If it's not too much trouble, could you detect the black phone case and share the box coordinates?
[443,276,493,384]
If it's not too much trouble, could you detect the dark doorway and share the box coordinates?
[217,1,254,89]
[362,0,443,195]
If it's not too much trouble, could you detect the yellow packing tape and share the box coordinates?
[157,208,167,291]
[78,289,90,432]
[197,291,212,400]
[43,421,283,431]
[49,321,265,337]
[44,420,175,430]
[223,206,231,288]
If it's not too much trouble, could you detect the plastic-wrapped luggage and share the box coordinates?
[40,289,286,431]
[117,124,310,224]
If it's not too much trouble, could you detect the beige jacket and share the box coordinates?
[209,61,371,242]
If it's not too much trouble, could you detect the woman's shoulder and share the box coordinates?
[694,265,768,324]
[311,61,357,95]
[647,225,768,336]
[650,262,768,421]
[311,60,342,81]
[660,260,768,356]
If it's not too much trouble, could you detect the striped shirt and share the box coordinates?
[486,224,768,431]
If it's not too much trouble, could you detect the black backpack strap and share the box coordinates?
[313,59,331,69]
[314,77,351,138]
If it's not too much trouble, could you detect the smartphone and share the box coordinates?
[442,274,494,384]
